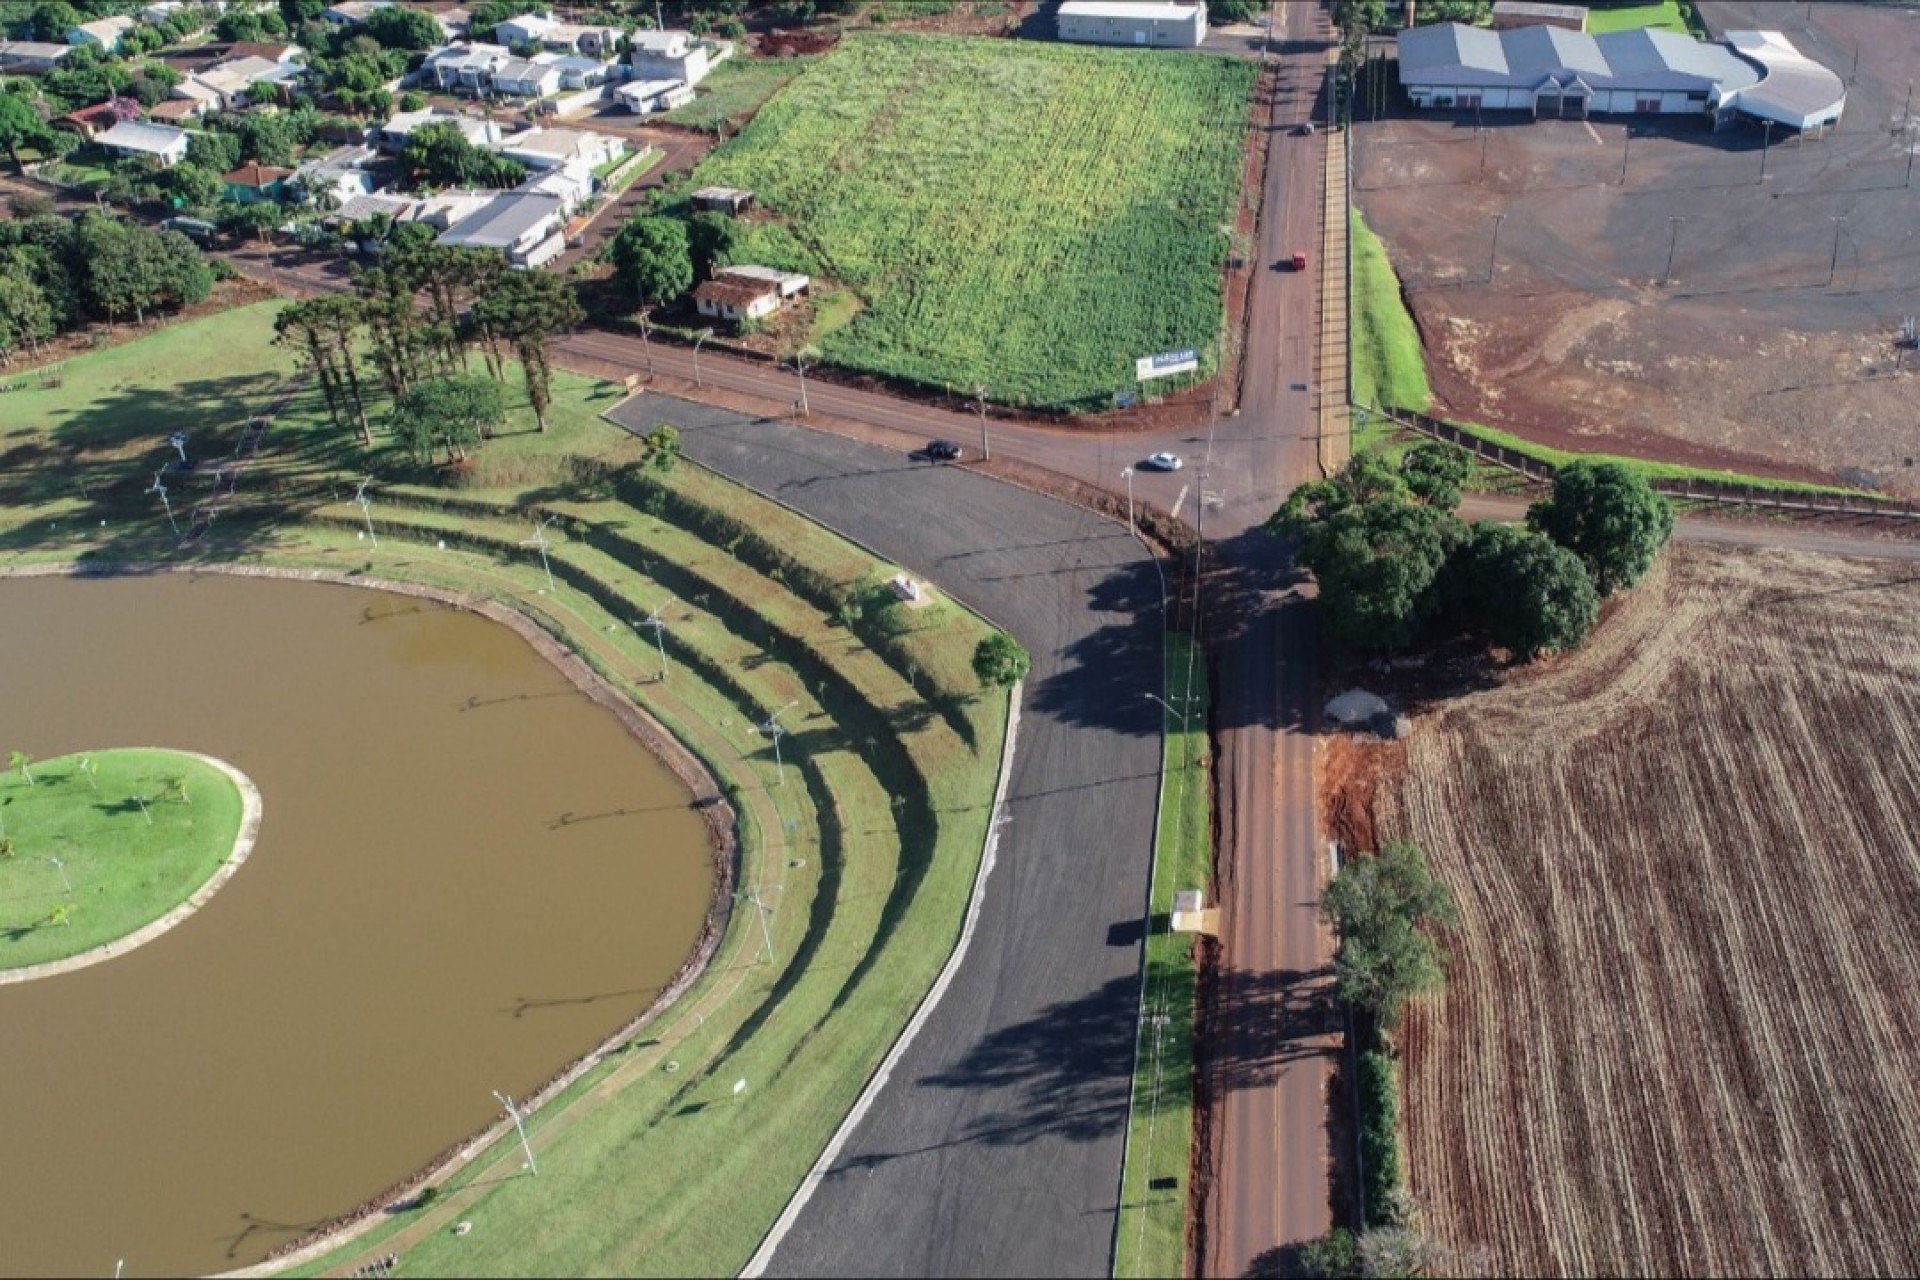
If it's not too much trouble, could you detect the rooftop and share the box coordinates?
[439,192,564,249]
[1057,1,1203,21]
[96,120,189,153]
[695,276,779,307]
[224,163,295,187]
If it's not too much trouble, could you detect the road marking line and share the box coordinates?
[1170,484,1190,521]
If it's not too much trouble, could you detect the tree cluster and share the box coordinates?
[398,122,526,191]
[272,244,586,462]
[1320,839,1458,1030]
[0,211,212,360]
[1270,446,1672,661]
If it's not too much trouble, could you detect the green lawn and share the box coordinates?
[689,35,1256,409]
[1114,633,1212,1280]
[1349,210,1431,415]
[1585,1,1696,35]
[660,54,821,133]
[0,306,1012,1276]
[0,749,243,970]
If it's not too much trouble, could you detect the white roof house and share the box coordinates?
[425,42,512,92]
[718,264,811,298]
[537,52,613,89]
[379,108,503,152]
[67,15,138,51]
[294,143,379,207]
[630,31,711,89]
[495,11,619,57]
[495,126,626,171]
[492,56,562,99]
[189,55,306,110]
[615,78,692,114]
[1721,30,1846,130]
[141,2,186,24]
[437,191,567,268]
[0,41,76,72]
[1056,1,1207,50]
[322,1,392,26]
[516,159,594,214]
[96,120,191,167]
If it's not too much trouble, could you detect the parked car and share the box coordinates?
[924,439,962,461]
[1142,452,1183,472]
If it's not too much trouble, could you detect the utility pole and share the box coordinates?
[353,476,377,549]
[1487,212,1506,284]
[1828,215,1848,288]
[791,353,809,416]
[638,312,655,377]
[1121,466,1135,530]
[1759,119,1774,183]
[1480,126,1490,173]
[641,597,674,681]
[692,327,712,387]
[974,383,990,461]
[147,468,177,536]
[1619,126,1632,184]
[1661,216,1684,286]
[1905,84,1916,188]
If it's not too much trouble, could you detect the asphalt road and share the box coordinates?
[607,394,1167,1277]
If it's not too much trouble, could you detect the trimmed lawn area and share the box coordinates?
[1585,1,1696,35]
[689,35,1256,409]
[660,54,821,133]
[0,749,243,970]
[1114,633,1212,1280]
[1349,210,1430,415]
[0,304,1011,1276]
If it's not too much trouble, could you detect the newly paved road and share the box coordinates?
[608,394,1166,1277]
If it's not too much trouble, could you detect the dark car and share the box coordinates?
[924,440,962,461]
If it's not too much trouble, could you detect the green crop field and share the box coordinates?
[690,35,1257,410]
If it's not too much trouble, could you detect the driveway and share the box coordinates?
[606,393,1165,1277]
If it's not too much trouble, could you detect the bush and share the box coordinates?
[1526,460,1674,596]
[1358,1050,1404,1228]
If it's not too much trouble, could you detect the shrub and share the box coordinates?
[1358,1049,1404,1228]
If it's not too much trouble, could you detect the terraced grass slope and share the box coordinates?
[691,35,1257,410]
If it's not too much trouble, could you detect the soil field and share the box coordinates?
[1357,542,1920,1275]
[1352,2,1920,496]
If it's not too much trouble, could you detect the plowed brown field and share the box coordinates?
[1372,543,1920,1277]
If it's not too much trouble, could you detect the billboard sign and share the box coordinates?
[1135,348,1198,381]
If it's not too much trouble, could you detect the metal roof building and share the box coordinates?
[1056,1,1207,50]
[1397,22,1784,120]
[1721,30,1846,130]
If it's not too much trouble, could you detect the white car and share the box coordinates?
[1142,452,1184,472]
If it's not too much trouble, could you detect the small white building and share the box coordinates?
[492,56,562,99]
[437,191,567,268]
[494,126,626,172]
[186,55,307,111]
[694,265,811,325]
[1055,1,1206,50]
[67,15,138,52]
[718,264,810,299]
[140,2,185,25]
[425,42,512,93]
[630,30,711,89]
[293,143,379,207]
[516,159,594,214]
[0,41,76,73]
[495,11,619,58]
[321,1,392,27]
[614,77,692,115]
[379,107,502,152]
[539,52,613,90]
[96,120,191,168]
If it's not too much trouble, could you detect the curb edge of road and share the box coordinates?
[740,680,1024,1279]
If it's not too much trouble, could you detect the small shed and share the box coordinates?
[716,264,809,299]
[223,163,295,204]
[1170,889,1219,935]
[692,186,754,216]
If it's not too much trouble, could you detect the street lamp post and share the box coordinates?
[692,327,713,387]
[1619,126,1632,184]
[974,383,990,461]
[1661,216,1684,286]
[1759,119,1774,182]
[1828,215,1848,287]
[492,1091,537,1176]
[638,312,655,377]
[1121,466,1135,530]
[1144,691,1191,734]
[1487,212,1507,284]
[791,353,810,416]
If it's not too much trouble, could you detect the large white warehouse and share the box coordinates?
[1056,1,1206,50]
[1397,22,1844,128]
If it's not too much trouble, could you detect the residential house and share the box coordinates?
[691,186,753,215]
[494,126,625,172]
[333,190,418,226]
[187,55,307,110]
[67,15,138,52]
[96,120,191,167]
[322,1,393,26]
[435,191,566,267]
[223,162,294,203]
[140,2,186,24]
[718,264,810,300]
[225,41,306,64]
[496,11,620,58]
[491,56,561,100]
[516,159,593,214]
[168,77,226,112]
[146,96,210,123]
[57,101,127,141]
[694,274,781,325]
[410,187,505,230]
[0,41,76,74]
[435,7,472,39]
[378,107,502,152]
[538,53,612,90]
[425,42,511,93]
[293,143,379,206]
[629,30,711,89]
[614,78,692,114]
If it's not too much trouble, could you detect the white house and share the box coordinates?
[629,30,711,89]
[538,53,612,90]
[694,265,811,325]
[516,159,594,214]
[140,2,185,24]
[436,191,567,268]
[492,56,562,99]
[293,143,379,207]
[96,120,191,168]
[495,11,619,58]
[186,55,306,110]
[321,1,392,26]
[67,15,137,52]
[425,42,512,93]
[719,264,810,299]
[379,107,502,152]
[615,78,692,114]
[494,126,625,171]
[0,41,76,73]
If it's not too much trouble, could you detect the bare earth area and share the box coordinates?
[1354,2,1920,495]
[1352,542,1920,1276]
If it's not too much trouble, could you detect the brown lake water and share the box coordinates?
[0,573,715,1278]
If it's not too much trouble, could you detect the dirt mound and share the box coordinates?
[757,28,839,57]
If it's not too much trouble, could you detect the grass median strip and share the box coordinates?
[1114,632,1212,1280]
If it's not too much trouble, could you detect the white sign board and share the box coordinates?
[1135,348,1198,382]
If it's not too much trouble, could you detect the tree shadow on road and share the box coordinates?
[1027,555,1168,737]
